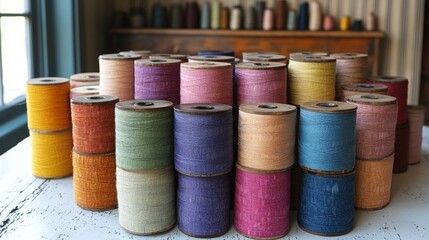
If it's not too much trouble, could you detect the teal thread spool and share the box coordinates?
[115,100,173,171]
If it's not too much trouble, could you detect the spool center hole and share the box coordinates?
[150,59,167,63]
[258,104,278,109]
[357,84,374,89]
[115,54,126,57]
[86,75,98,79]
[361,95,379,100]
[86,96,105,100]
[86,88,97,91]
[316,102,338,108]
[307,56,322,59]
[204,56,218,58]
[134,101,154,106]
[252,62,270,67]
[40,79,55,82]
[194,105,215,110]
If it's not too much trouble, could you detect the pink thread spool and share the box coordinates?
[134,58,181,105]
[70,72,100,89]
[235,62,287,105]
[346,94,397,159]
[407,105,425,164]
[234,164,291,239]
[340,83,388,102]
[180,62,233,105]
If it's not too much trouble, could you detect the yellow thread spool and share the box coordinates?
[287,55,336,106]
[26,77,71,131]
[340,16,351,31]
[30,129,73,178]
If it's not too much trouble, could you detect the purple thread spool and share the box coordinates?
[177,172,231,237]
[134,58,181,105]
[174,103,233,176]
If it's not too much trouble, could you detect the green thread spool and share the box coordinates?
[115,100,173,171]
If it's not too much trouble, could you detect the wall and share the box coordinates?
[87,0,424,105]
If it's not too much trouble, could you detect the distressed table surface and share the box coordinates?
[1,128,429,240]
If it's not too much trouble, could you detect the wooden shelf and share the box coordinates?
[108,28,383,75]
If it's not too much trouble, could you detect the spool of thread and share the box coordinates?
[287,55,336,106]
[352,20,364,31]
[298,169,355,236]
[393,122,410,173]
[365,12,377,31]
[275,0,286,30]
[71,95,118,154]
[180,62,233,105]
[197,50,234,57]
[149,53,188,63]
[188,55,235,64]
[185,1,199,29]
[242,51,278,58]
[369,76,409,125]
[29,129,73,178]
[289,51,329,58]
[243,54,287,63]
[120,50,151,59]
[339,83,388,101]
[134,58,181,105]
[244,6,256,30]
[116,166,175,235]
[323,15,335,31]
[151,3,168,28]
[299,101,356,173]
[298,2,309,30]
[238,103,297,171]
[220,7,230,29]
[255,1,266,29]
[177,172,231,237]
[200,2,211,29]
[235,62,287,105]
[26,77,71,131]
[262,8,274,30]
[330,53,369,99]
[346,94,397,159]
[70,85,100,98]
[99,53,141,101]
[174,104,233,176]
[115,100,173,171]
[234,164,291,239]
[287,10,297,30]
[211,1,221,29]
[407,105,425,164]
[308,0,322,31]
[230,7,241,30]
[72,150,117,210]
[70,72,100,88]
[355,153,394,210]
[340,15,351,31]
[170,3,184,28]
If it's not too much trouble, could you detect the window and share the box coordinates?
[0,0,31,107]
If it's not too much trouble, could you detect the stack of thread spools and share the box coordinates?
[69,72,100,98]
[70,95,118,210]
[369,76,409,173]
[346,94,397,210]
[235,103,296,239]
[115,100,175,235]
[174,103,233,237]
[26,77,73,179]
[297,101,357,236]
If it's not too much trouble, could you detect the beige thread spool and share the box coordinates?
[120,50,151,59]
[70,72,100,88]
[70,85,99,98]
[340,83,388,101]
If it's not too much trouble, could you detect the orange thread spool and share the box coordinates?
[71,95,118,154]
[72,150,117,210]
[355,154,394,210]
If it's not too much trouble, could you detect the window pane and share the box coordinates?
[0,0,29,14]
[1,17,30,104]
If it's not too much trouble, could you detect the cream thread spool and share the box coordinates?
[120,50,151,59]
[70,85,99,98]
[308,0,322,31]
[99,53,141,101]
[230,7,241,30]
[70,72,100,88]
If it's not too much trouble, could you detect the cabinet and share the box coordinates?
[109,29,383,76]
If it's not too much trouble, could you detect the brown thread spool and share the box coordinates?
[407,105,425,164]
[149,53,189,63]
[393,122,410,173]
[70,72,100,88]
[220,6,230,29]
[72,150,117,211]
[340,83,388,102]
[71,95,119,154]
[99,53,141,101]
[355,153,394,210]
[275,0,286,30]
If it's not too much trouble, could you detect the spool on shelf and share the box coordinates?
[339,83,388,101]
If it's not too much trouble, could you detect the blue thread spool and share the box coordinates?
[298,2,309,30]
[174,104,233,176]
[200,2,211,29]
[299,101,357,173]
[177,172,231,237]
[298,168,356,236]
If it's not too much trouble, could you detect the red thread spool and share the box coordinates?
[71,95,118,154]
[369,76,408,125]
[393,122,410,173]
[234,164,291,239]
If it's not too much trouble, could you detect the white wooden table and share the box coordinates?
[1,128,429,240]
